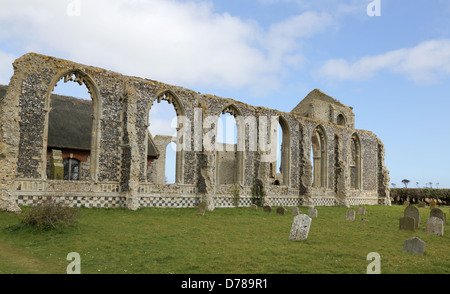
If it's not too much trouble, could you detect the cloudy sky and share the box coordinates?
[1,0,450,188]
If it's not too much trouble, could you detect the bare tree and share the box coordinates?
[402,179,410,188]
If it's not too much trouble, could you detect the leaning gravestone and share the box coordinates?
[289,214,312,241]
[403,201,409,207]
[308,208,317,218]
[430,208,445,223]
[263,205,272,213]
[357,206,366,215]
[426,217,444,236]
[404,206,420,229]
[291,206,299,216]
[346,210,355,221]
[277,207,286,215]
[403,237,426,255]
[399,216,415,231]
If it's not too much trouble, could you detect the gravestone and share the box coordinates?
[403,237,426,255]
[263,205,272,213]
[289,214,312,241]
[399,216,415,231]
[346,210,355,221]
[277,207,286,215]
[357,206,366,215]
[308,208,317,218]
[404,206,420,229]
[430,208,445,223]
[418,201,426,208]
[426,217,444,236]
[196,201,207,216]
[291,206,299,216]
[403,201,409,207]
[250,204,257,210]
[430,199,436,209]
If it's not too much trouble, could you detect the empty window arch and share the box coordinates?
[146,90,185,184]
[44,70,101,181]
[311,125,327,188]
[350,133,362,189]
[336,113,346,126]
[215,105,244,185]
[274,116,290,186]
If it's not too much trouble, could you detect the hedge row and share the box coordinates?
[390,188,450,205]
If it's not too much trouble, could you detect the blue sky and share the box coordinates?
[1,0,450,188]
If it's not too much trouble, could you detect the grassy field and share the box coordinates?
[0,204,448,274]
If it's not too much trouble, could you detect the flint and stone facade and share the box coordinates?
[0,53,390,212]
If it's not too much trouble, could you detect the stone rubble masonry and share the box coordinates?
[0,53,391,211]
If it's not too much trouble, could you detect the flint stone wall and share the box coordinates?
[0,53,390,210]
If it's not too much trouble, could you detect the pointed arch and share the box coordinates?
[215,104,245,185]
[336,113,346,126]
[43,69,102,181]
[277,115,290,186]
[311,124,327,188]
[146,89,185,184]
[350,132,362,190]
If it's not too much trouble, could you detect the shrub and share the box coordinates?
[20,198,79,230]
[390,188,449,205]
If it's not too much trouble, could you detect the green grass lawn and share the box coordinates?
[0,204,448,274]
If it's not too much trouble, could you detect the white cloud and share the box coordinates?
[0,51,16,85]
[0,0,334,92]
[315,39,450,84]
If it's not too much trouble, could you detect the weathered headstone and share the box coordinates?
[404,206,420,229]
[291,206,299,216]
[276,206,286,215]
[263,205,272,213]
[399,216,415,231]
[430,199,436,209]
[196,201,207,216]
[430,208,445,223]
[357,206,366,215]
[403,237,426,255]
[289,214,312,241]
[426,217,444,236]
[250,204,257,210]
[403,201,409,207]
[418,201,426,208]
[346,209,355,221]
[308,208,317,218]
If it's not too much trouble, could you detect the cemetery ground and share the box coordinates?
[0,204,448,274]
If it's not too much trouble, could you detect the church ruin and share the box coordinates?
[0,53,390,212]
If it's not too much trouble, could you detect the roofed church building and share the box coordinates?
[0,53,390,212]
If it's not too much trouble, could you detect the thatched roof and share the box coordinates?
[0,85,159,158]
